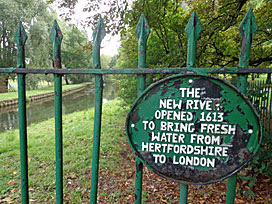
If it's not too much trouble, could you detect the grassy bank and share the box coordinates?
[0,98,129,203]
[0,83,88,102]
[1,97,271,203]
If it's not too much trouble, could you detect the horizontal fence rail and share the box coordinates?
[1,67,272,75]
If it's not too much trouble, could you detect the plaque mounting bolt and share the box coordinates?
[189,79,193,83]
[131,124,135,128]
[248,129,253,134]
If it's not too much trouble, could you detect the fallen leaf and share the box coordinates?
[8,180,16,186]
[1,197,13,203]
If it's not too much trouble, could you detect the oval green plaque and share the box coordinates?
[126,74,261,185]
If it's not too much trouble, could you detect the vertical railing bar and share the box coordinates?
[249,81,253,103]
[14,21,29,204]
[259,80,262,112]
[253,80,257,105]
[264,81,269,136]
[134,14,150,204]
[267,82,272,142]
[262,81,266,136]
[179,184,188,204]
[253,81,256,104]
[54,74,63,204]
[263,81,267,135]
[226,175,238,204]
[50,20,64,204]
[266,81,271,157]
[260,81,265,136]
[248,81,252,102]
[252,80,255,107]
[90,16,105,204]
[17,74,29,204]
[135,157,143,204]
[90,74,103,203]
[181,10,202,204]
[269,81,272,159]
[258,81,262,111]
[227,8,257,204]
[259,81,264,134]
[252,80,255,104]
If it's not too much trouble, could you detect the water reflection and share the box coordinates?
[0,82,116,133]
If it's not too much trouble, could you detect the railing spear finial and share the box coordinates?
[93,15,106,69]
[49,20,63,68]
[238,8,257,68]
[185,11,202,68]
[14,21,28,68]
[135,13,150,69]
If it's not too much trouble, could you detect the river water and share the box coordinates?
[0,82,116,133]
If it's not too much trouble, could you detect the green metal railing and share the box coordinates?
[14,21,29,203]
[248,80,272,161]
[1,8,271,204]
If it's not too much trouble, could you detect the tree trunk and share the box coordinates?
[267,73,271,83]
[65,75,69,85]
[0,75,9,93]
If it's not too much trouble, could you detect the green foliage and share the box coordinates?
[237,174,257,199]
[0,0,58,68]
[100,54,112,69]
[61,24,113,84]
[111,0,272,103]
[62,25,92,84]
[0,0,58,91]
[0,0,94,89]
[114,1,189,103]
[108,55,117,68]
[54,0,272,70]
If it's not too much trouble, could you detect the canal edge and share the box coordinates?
[0,84,88,109]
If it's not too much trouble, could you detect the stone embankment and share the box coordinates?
[0,85,87,109]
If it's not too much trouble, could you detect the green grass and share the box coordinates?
[0,98,129,203]
[0,83,87,101]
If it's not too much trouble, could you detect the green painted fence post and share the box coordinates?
[185,11,202,69]
[14,21,29,204]
[226,8,257,204]
[182,11,202,204]
[50,20,63,204]
[90,15,106,204]
[135,14,150,204]
[236,8,257,93]
[179,184,188,204]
